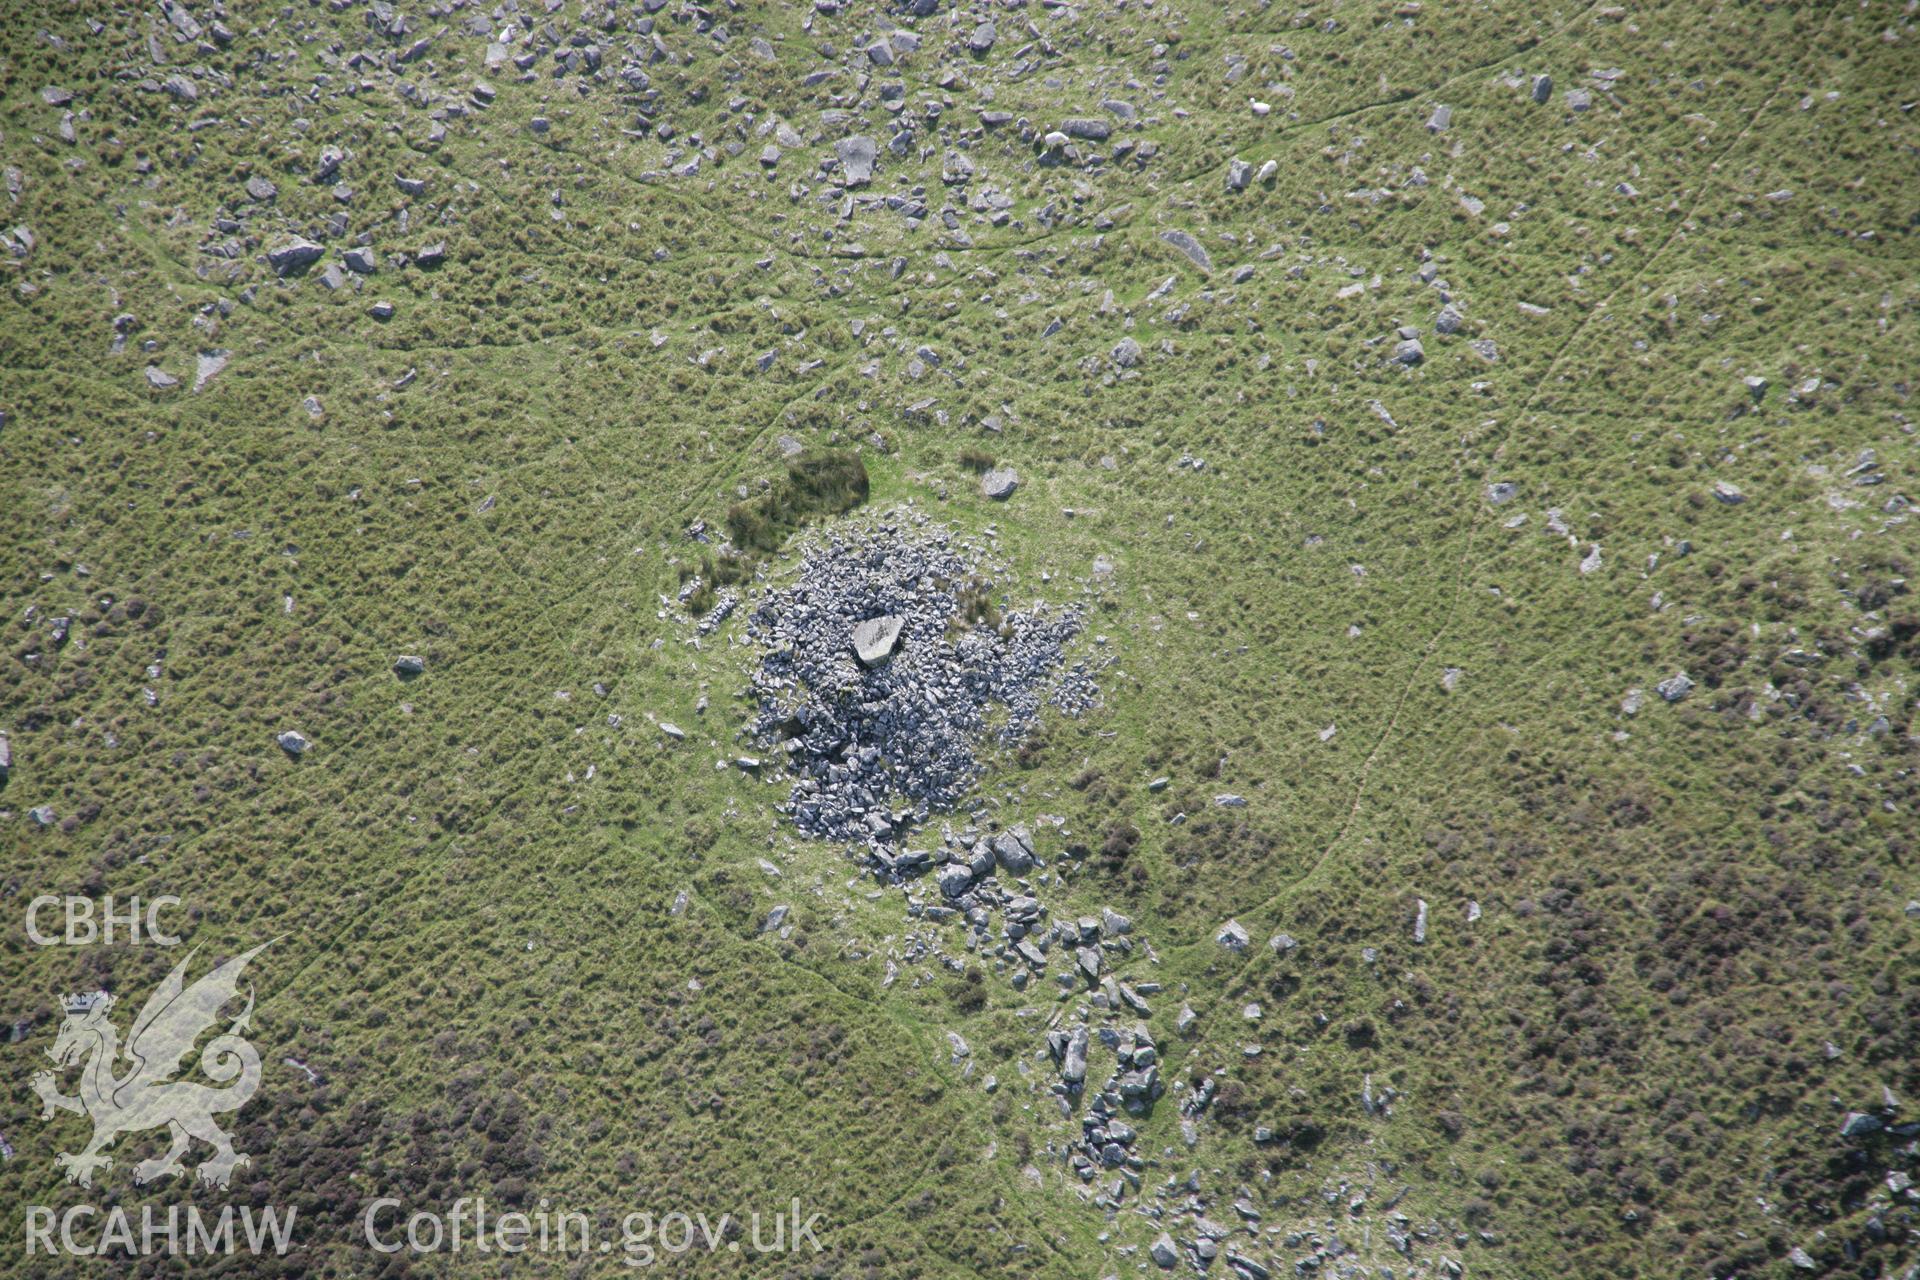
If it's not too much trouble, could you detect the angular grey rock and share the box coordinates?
[393,655,426,676]
[1840,1111,1883,1138]
[992,827,1036,873]
[1531,74,1553,103]
[1150,1233,1179,1268]
[1425,104,1452,132]
[267,238,324,277]
[836,135,877,186]
[1215,919,1250,951]
[1655,672,1695,703]
[1111,337,1142,369]
[1435,304,1465,335]
[1391,338,1425,365]
[245,175,277,202]
[852,614,905,667]
[415,242,447,268]
[276,730,311,755]
[192,350,230,392]
[1159,229,1212,272]
[1226,158,1252,191]
[1712,480,1746,504]
[29,805,56,827]
[938,863,973,897]
[343,246,378,274]
[1413,899,1429,944]
[144,366,178,390]
[1061,118,1110,142]
[981,467,1019,500]
[1062,1026,1089,1083]
[968,20,995,53]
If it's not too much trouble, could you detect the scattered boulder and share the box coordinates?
[266,238,324,277]
[1215,919,1250,952]
[276,730,311,755]
[852,614,905,667]
[1840,1111,1884,1139]
[1061,1026,1089,1083]
[1150,1233,1179,1268]
[192,350,231,392]
[980,467,1020,500]
[1655,673,1695,703]
[836,135,877,186]
[1159,229,1213,272]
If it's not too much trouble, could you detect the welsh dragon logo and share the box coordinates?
[31,942,270,1189]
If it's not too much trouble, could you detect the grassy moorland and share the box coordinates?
[1,0,1916,1276]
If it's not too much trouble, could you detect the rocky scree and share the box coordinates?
[744,517,1099,848]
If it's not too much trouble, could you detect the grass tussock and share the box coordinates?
[725,450,870,555]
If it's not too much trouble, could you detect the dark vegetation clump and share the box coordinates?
[726,449,869,553]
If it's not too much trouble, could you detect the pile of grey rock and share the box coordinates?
[744,518,1098,847]
[1053,1020,1163,1188]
